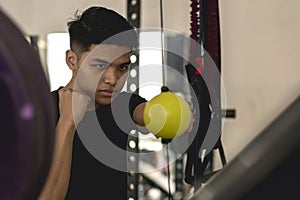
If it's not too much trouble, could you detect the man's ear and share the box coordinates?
[66,50,78,71]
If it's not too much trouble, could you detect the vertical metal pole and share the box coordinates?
[126,1,141,200]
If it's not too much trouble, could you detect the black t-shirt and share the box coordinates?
[51,89,147,199]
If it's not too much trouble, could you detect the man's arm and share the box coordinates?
[133,102,146,127]
[38,88,90,200]
[132,102,149,133]
[38,119,75,200]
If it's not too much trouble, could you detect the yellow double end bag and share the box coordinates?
[143,91,192,139]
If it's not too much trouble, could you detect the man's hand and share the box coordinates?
[58,87,91,127]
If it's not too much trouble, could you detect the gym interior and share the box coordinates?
[1,0,300,199]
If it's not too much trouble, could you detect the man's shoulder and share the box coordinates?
[119,91,146,101]
[50,86,64,99]
[51,86,63,94]
[50,87,63,120]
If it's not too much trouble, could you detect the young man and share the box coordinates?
[39,6,147,200]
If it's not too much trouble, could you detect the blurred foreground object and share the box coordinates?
[0,9,55,200]
[190,94,300,200]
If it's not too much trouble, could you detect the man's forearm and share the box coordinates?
[38,119,75,200]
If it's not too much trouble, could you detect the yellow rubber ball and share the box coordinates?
[144,91,192,139]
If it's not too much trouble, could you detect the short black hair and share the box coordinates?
[67,6,138,57]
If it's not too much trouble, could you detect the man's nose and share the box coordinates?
[103,67,118,86]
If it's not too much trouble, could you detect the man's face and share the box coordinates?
[75,44,131,105]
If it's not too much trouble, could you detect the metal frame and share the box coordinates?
[126,1,141,199]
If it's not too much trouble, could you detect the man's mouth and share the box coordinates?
[97,89,114,97]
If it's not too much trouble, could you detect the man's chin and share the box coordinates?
[94,97,113,106]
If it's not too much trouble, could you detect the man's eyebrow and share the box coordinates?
[120,60,131,65]
[92,59,131,65]
[92,58,110,64]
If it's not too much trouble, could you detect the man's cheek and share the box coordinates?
[79,71,102,89]
[77,78,97,98]
[117,73,129,88]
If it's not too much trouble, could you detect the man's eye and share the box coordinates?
[95,63,107,69]
[119,65,129,71]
